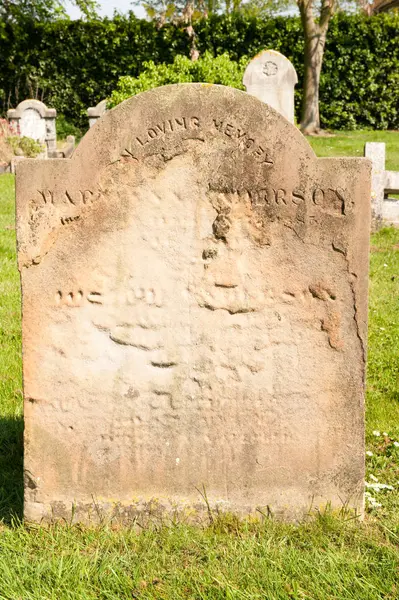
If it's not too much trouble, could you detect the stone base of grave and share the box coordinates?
[24,489,365,525]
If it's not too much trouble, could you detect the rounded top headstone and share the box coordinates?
[75,83,313,179]
[7,99,56,119]
[17,82,370,524]
[243,51,298,123]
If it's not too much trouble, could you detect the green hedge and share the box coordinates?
[0,12,397,130]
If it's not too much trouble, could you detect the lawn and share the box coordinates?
[307,130,399,171]
[0,129,399,599]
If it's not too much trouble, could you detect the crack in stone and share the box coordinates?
[333,244,366,378]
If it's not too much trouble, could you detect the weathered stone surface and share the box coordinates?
[243,50,298,123]
[8,99,57,155]
[17,84,371,524]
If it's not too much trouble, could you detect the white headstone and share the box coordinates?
[243,50,298,123]
[20,108,46,141]
[382,169,399,226]
[7,99,57,156]
[364,142,386,225]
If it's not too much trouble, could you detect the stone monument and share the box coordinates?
[17,84,371,523]
[364,142,399,227]
[88,99,107,128]
[8,99,57,156]
[243,50,298,123]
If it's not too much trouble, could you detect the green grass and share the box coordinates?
[307,130,399,171]
[0,174,23,524]
[1,151,399,598]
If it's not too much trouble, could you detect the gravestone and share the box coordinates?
[365,142,399,227]
[8,99,57,156]
[243,50,298,123]
[88,99,107,128]
[364,142,385,225]
[17,84,371,523]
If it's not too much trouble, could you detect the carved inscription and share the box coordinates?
[249,187,304,206]
[212,119,273,164]
[29,188,103,223]
[133,116,200,148]
[61,216,80,225]
[54,282,163,309]
[313,187,347,215]
[55,290,85,307]
[263,61,278,77]
[209,187,348,216]
[123,115,273,165]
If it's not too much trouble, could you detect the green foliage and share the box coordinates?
[0,0,98,22]
[318,12,399,130]
[241,0,296,18]
[6,136,43,157]
[56,114,83,140]
[136,0,293,23]
[108,52,247,107]
[0,13,398,130]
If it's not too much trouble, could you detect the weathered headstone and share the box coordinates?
[17,84,371,523]
[8,99,57,156]
[243,50,298,123]
[88,99,107,128]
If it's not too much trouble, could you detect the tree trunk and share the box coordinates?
[300,29,325,133]
[298,0,333,135]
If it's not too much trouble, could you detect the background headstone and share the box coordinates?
[87,99,107,128]
[8,99,57,156]
[243,50,298,123]
[364,142,385,225]
[50,135,76,159]
[17,84,370,524]
[365,142,399,227]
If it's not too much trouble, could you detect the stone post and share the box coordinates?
[364,142,385,226]
[87,99,107,128]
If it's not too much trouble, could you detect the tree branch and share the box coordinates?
[320,0,335,30]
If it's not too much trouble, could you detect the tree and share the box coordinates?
[138,0,291,23]
[297,0,336,134]
[137,0,333,133]
[0,0,99,21]
[360,0,399,13]
[136,0,398,134]
[139,0,218,25]
[240,0,296,17]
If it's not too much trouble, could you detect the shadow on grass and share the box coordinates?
[0,416,23,523]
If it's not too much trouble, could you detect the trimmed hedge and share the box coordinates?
[0,12,397,130]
